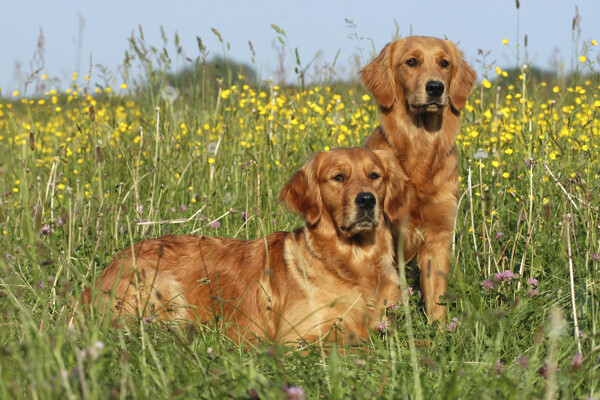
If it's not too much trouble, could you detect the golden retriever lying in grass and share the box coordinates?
[82,147,409,344]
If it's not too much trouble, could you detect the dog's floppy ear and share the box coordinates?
[279,156,322,226]
[360,42,398,109]
[372,150,410,224]
[448,44,477,111]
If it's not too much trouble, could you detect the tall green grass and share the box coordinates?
[0,27,598,399]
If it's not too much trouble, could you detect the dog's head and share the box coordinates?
[360,36,476,114]
[280,147,408,238]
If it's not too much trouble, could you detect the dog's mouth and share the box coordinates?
[340,214,380,236]
[410,101,446,113]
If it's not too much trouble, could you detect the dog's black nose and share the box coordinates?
[355,192,376,210]
[425,80,445,97]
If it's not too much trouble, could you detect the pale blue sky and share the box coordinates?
[2,1,599,95]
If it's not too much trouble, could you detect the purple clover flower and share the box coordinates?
[527,277,538,287]
[209,221,221,229]
[40,225,51,236]
[283,386,306,400]
[494,270,515,282]
[493,359,502,375]
[502,270,515,281]
[446,317,458,331]
[482,280,494,290]
[515,354,529,369]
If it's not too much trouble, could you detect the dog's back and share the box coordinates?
[83,233,291,340]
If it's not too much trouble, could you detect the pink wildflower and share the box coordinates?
[283,386,306,400]
[515,354,529,369]
[378,322,388,332]
[40,225,51,236]
[446,317,458,331]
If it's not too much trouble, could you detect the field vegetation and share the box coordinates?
[0,26,599,399]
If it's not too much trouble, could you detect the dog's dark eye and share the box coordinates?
[333,174,345,182]
[369,172,380,180]
[440,59,450,68]
[406,57,418,67]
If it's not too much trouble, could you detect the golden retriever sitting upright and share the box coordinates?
[360,36,476,322]
[82,148,409,344]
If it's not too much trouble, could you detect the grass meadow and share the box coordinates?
[0,28,599,399]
